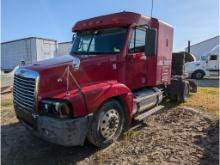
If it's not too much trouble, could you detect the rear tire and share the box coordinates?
[177,81,189,102]
[167,79,189,103]
[87,99,125,148]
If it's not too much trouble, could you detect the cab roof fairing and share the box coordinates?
[72,12,152,32]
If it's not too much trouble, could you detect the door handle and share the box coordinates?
[112,63,117,70]
[133,53,146,60]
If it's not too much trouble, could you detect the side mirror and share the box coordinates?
[145,28,157,56]
[21,61,25,66]
[72,56,80,70]
[72,34,76,43]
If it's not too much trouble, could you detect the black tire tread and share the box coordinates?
[87,99,125,148]
[192,70,205,79]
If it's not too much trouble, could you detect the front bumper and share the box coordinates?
[15,105,93,146]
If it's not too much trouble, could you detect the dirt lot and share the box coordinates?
[1,79,219,165]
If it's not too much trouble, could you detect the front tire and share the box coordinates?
[192,71,204,79]
[87,99,125,148]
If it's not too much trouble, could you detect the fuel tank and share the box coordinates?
[134,87,163,113]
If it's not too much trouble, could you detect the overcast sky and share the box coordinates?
[1,0,219,51]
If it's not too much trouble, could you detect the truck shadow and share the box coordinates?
[194,120,219,165]
[1,122,98,165]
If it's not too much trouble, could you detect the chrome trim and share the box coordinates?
[14,76,35,83]
[14,99,33,110]
[14,79,35,87]
[13,83,35,92]
[14,85,35,94]
[35,75,40,111]
[15,67,39,79]
[13,91,35,103]
[13,68,40,111]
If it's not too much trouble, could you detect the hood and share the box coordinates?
[23,54,119,98]
[185,60,206,67]
[25,55,75,72]
[185,60,206,71]
[185,61,203,65]
[24,55,83,98]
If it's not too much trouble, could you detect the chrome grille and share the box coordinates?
[13,68,39,111]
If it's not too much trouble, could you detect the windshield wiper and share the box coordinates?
[72,51,120,55]
[89,52,118,54]
[71,51,79,55]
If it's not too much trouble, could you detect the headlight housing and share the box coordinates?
[40,99,73,119]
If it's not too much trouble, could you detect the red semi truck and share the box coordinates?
[13,12,195,148]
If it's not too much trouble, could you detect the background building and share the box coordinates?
[1,37,74,72]
[1,37,57,72]
[57,41,72,56]
[185,35,219,60]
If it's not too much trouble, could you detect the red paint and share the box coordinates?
[25,11,173,121]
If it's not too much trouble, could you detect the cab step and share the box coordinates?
[134,105,165,121]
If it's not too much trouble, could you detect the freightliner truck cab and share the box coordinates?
[13,12,191,148]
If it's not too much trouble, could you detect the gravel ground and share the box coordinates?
[1,107,219,165]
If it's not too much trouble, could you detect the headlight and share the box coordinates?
[40,99,72,118]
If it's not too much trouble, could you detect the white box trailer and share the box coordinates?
[57,41,72,56]
[1,37,57,72]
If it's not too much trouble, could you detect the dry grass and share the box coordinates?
[181,87,219,118]
[1,93,17,125]
[1,98,13,107]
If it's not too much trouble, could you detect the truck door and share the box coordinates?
[207,54,219,70]
[126,27,148,90]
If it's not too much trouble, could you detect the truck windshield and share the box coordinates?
[200,56,208,61]
[71,27,127,55]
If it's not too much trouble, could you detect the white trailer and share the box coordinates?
[57,41,72,56]
[1,37,57,72]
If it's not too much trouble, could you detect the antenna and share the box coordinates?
[151,0,154,17]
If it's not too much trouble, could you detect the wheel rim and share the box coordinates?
[100,109,120,139]
[196,72,202,79]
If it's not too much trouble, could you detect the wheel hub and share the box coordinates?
[100,109,120,139]
[196,72,202,79]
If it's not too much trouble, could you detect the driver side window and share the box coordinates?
[129,28,146,53]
